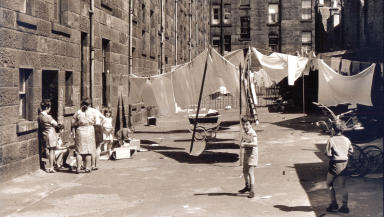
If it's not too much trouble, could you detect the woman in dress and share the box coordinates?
[71,98,97,173]
[38,99,62,173]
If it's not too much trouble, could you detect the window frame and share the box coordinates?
[19,68,32,120]
[240,16,250,41]
[268,4,279,25]
[301,31,312,52]
[301,0,312,21]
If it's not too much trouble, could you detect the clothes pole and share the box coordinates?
[189,49,210,154]
[239,64,243,166]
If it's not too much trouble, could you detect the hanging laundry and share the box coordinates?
[251,47,309,85]
[317,59,376,106]
[128,75,147,103]
[253,69,274,88]
[360,62,371,71]
[172,65,197,108]
[350,61,360,75]
[224,49,245,69]
[151,73,177,116]
[141,79,158,107]
[209,48,240,96]
[340,59,351,75]
[330,57,341,72]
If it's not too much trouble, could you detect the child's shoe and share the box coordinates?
[338,205,349,213]
[326,202,339,212]
[238,185,250,193]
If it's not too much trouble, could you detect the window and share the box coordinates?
[333,13,340,27]
[318,0,324,6]
[240,0,250,6]
[19,69,32,120]
[102,39,110,107]
[240,16,250,40]
[224,35,231,52]
[212,36,220,47]
[332,0,338,8]
[55,0,62,23]
[268,32,279,51]
[223,4,231,24]
[65,71,73,106]
[142,4,146,23]
[268,4,279,24]
[81,32,88,100]
[301,0,312,20]
[212,6,220,25]
[301,31,312,52]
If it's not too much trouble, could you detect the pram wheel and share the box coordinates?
[194,126,207,141]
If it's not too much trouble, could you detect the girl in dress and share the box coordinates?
[102,108,114,158]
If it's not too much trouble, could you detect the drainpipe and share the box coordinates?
[189,1,192,62]
[160,0,164,73]
[175,0,178,65]
[90,0,95,102]
[220,0,224,55]
[129,0,133,76]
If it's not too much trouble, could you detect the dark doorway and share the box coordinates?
[42,70,59,120]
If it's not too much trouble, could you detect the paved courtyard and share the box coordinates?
[0,108,382,217]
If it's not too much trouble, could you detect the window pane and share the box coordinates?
[302,32,312,43]
[19,70,25,93]
[65,71,73,106]
[268,4,279,24]
[19,95,26,118]
[302,0,311,8]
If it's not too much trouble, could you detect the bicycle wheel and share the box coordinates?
[347,144,368,177]
[363,145,383,174]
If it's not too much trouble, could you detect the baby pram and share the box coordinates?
[187,109,222,142]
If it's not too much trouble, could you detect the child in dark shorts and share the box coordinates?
[238,116,258,198]
[325,120,353,213]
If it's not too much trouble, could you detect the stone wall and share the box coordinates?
[0,0,209,182]
[316,0,384,61]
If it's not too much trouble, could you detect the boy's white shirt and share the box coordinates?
[242,128,257,147]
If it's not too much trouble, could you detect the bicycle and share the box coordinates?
[312,102,382,143]
[346,144,368,177]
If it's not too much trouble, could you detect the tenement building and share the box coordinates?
[0,0,209,181]
[210,0,316,55]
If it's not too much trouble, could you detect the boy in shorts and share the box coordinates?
[325,120,353,213]
[238,116,258,198]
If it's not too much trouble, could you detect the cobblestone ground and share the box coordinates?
[0,108,382,217]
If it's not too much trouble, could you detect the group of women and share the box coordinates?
[38,98,114,174]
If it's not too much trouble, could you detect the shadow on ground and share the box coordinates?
[274,205,314,212]
[194,192,246,197]
[155,150,239,164]
[292,143,383,216]
[272,115,323,133]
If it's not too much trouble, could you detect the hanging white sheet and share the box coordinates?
[317,59,375,106]
[224,49,245,69]
[151,73,177,115]
[251,47,309,85]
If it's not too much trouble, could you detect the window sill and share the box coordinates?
[238,38,251,42]
[17,120,38,134]
[64,106,77,116]
[300,19,312,23]
[267,23,280,26]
